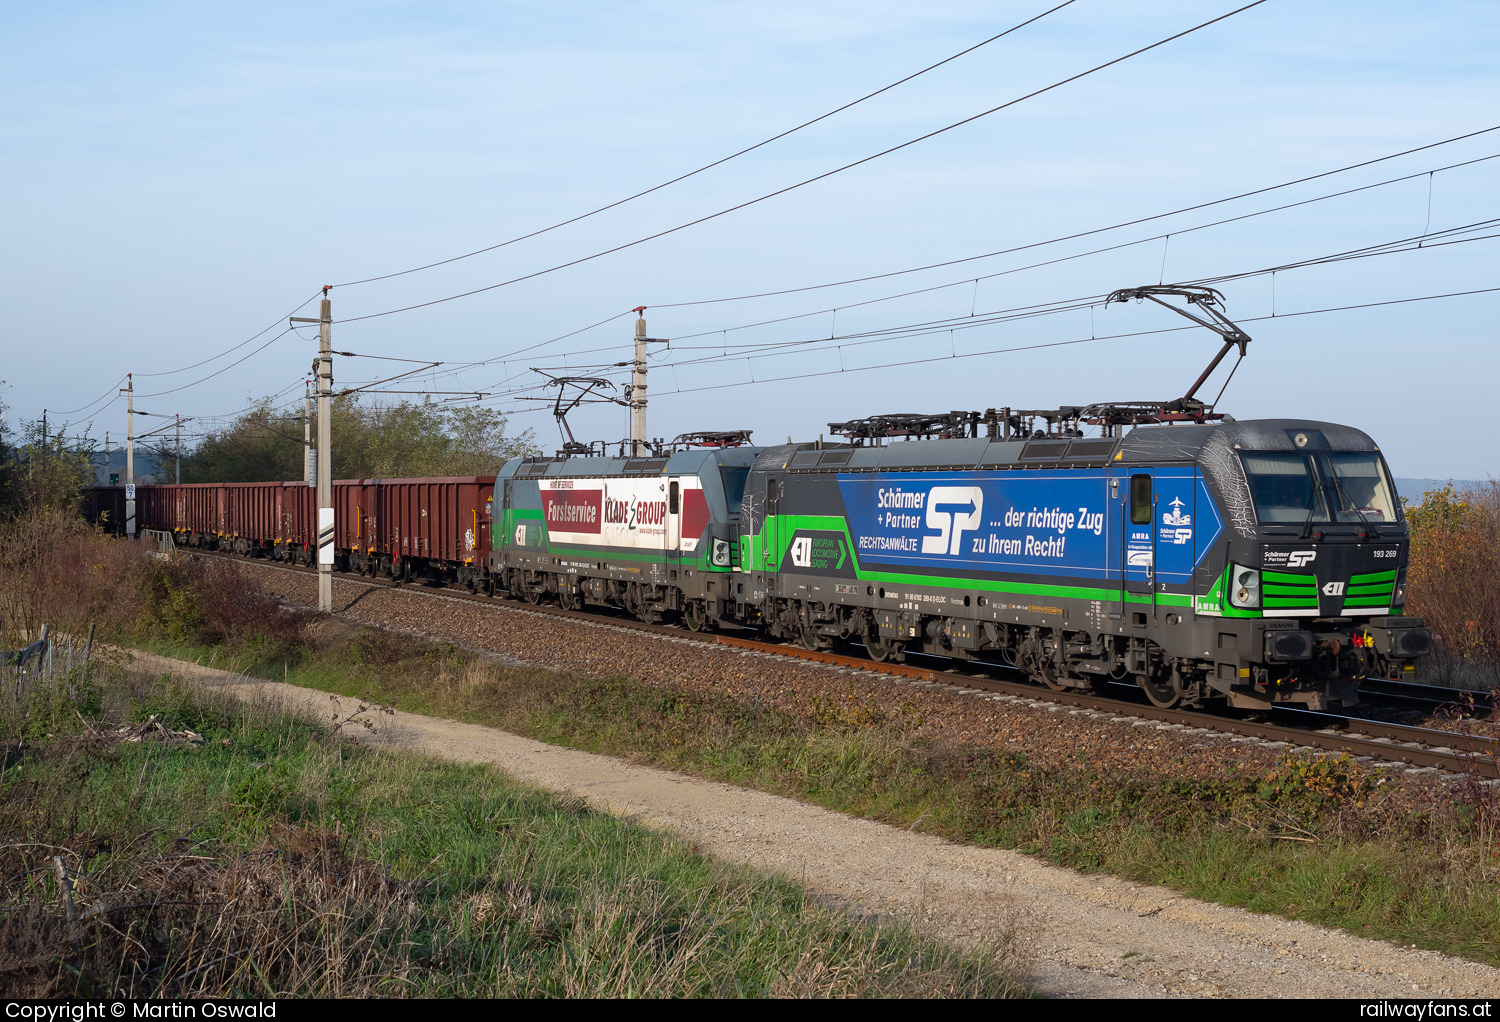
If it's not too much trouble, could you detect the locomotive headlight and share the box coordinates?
[1229,565,1260,609]
[1392,568,1407,607]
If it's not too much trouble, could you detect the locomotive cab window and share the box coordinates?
[721,468,749,508]
[1327,453,1398,523]
[1129,475,1153,525]
[669,481,680,515]
[1241,453,1330,524]
[765,478,778,516]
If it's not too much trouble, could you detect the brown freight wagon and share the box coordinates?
[344,477,494,589]
[86,477,496,588]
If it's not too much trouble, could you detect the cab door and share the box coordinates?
[666,478,683,564]
[1113,468,1156,598]
[762,477,781,574]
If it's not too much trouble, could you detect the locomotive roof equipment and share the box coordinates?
[833,284,1256,445]
[522,372,627,457]
[668,430,755,450]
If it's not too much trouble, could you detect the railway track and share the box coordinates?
[1355,676,1495,718]
[204,551,1500,779]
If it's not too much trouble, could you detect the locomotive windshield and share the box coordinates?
[1240,451,1399,525]
[1326,452,1399,522]
[721,468,750,509]
[1242,453,1329,523]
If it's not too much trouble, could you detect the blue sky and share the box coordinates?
[2,1,1497,477]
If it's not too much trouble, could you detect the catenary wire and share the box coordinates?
[461,220,1500,400]
[359,134,1500,395]
[638,218,1500,373]
[581,285,1500,406]
[660,151,1500,345]
[137,329,296,398]
[134,292,321,377]
[331,1,1079,289]
[648,122,1500,310]
[334,1,1269,326]
[50,375,129,418]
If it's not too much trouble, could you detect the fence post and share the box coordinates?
[82,622,95,682]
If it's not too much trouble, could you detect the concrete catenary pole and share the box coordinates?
[291,292,334,611]
[124,377,134,486]
[174,414,181,484]
[629,307,669,456]
[121,375,135,538]
[303,378,312,484]
[316,295,333,611]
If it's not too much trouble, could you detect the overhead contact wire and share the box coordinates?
[650,123,1500,310]
[336,0,1270,326]
[330,1,1078,289]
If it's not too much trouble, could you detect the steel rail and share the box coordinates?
[200,551,1500,778]
[1356,677,1496,718]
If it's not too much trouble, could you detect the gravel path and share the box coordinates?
[132,647,1500,999]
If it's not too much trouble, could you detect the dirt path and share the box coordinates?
[131,649,1500,999]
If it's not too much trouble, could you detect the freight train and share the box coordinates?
[84,289,1432,710]
[87,410,1430,712]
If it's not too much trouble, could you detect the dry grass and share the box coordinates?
[245,610,1500,965]
[0,507,304,656]
[1406,481,1500,688]
[0,668,1032,998]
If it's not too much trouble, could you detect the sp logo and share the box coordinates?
[790,536,812,568]
[1321,581,1346,597]
[922,486,984,556]
[1287,550,1317,568]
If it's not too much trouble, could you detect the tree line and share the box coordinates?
[179,395,538,482]
[0,383,539,514]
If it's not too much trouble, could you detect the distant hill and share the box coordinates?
[91,449,169,485]
[1395,478,1482,503]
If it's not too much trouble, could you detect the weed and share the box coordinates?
[0,665,1030,998]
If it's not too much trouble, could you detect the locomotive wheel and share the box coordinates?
[866,633,903,663]
[1140,671,1182,709]
[682,602,707,632]
[1035,660,1070,692]
[559,589,581,611]
[524,586,543,605]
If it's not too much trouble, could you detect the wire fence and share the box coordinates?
[3,621,96,703]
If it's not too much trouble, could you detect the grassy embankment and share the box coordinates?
[0,513,1028,997]
[0,660,1027,997]
[178,625,1500,965]
[9,502,1500,973]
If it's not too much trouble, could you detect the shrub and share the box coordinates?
[1405,482,1500,685]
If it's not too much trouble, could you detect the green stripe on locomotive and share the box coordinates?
[746,512,1196,609]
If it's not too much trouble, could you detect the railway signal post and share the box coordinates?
[292,289,335,613]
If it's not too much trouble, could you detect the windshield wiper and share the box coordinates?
[1299,501,1316,539]
[1329,472,1377,534]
